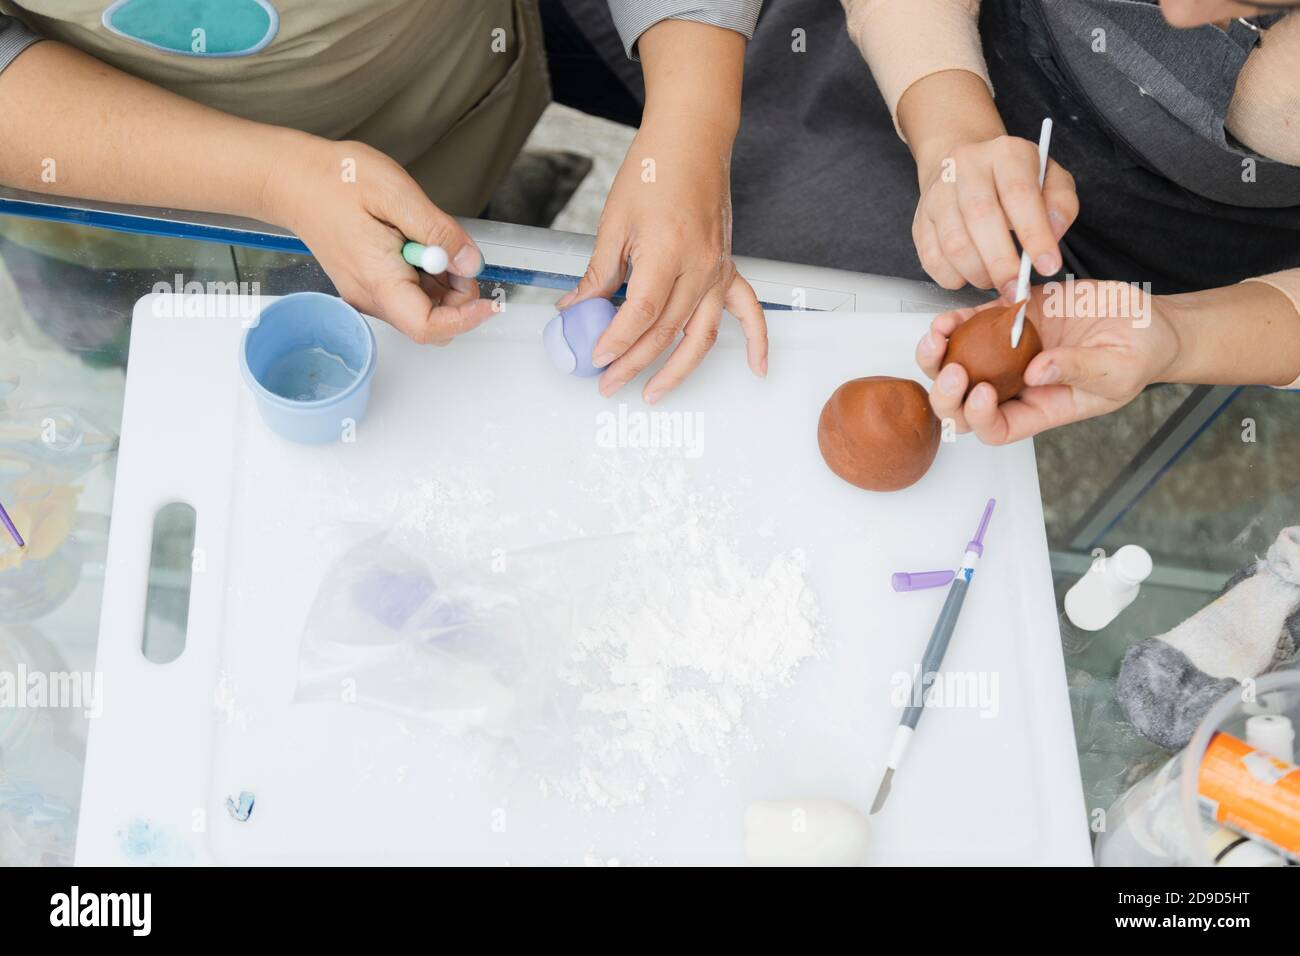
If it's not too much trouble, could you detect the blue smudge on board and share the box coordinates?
[117,818,193,865]
[226,791,256,822]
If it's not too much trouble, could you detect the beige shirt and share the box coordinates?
[841,0,1300,387]
[1,0,550,216]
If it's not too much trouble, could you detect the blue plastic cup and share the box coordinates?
[240,292,377,444]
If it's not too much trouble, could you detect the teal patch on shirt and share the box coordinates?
[102,0,278,57]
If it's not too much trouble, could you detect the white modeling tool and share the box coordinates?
[402,241,450,275]
[743,798,871,867]
[1010,118,1054,349]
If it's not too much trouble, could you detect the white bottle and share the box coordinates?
[1064,544,1153,632]
[1246,714,1296,763]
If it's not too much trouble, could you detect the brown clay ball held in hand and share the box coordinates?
[817,377,942,492]
[942,301,1043,404]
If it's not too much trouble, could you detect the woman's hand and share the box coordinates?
[895,72,1078,296]
[555,19,767,404]
[913,135,1079,298]
[263,136,496,345]
[0,43,492,347]
[916,281,1181,444]
[556,121,767,403]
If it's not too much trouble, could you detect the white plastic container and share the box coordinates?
[1246,714,1295,763]
[1064,544,1153,632]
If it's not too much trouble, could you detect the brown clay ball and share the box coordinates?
[943,302,1043,403]
[817,376,941,492]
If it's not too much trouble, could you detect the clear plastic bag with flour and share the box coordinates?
[295,529,623,735]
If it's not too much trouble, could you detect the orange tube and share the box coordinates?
[1198,731,1300,860]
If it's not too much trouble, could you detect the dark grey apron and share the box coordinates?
[988,0,1300,291]
[728,0,924,281]
[561,0,928,280]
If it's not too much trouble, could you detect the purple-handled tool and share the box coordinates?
[0,499,25,549]
[872,497,996,814]
[892,498,997,591]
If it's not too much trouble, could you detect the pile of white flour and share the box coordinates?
[547,455,824,807]
[383,450,825,809]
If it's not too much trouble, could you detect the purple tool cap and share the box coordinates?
[892,570,955,592]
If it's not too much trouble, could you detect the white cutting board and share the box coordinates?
[77,293,1090,866]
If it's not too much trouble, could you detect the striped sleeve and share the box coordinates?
[0,14,41,76]
[607,0,762,58]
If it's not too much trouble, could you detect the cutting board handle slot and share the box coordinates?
[141,500,197,665]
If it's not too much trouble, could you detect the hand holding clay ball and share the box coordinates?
[817,377,941,492]
[939,301,1043,404]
